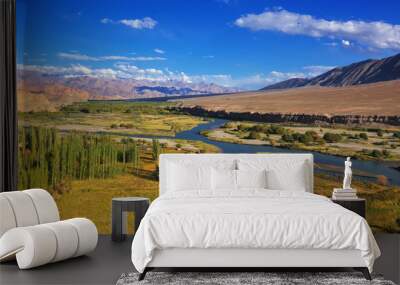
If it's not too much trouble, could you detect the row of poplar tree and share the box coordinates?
[17,126,158,190]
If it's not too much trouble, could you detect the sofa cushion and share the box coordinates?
[0,196,17,237]
[0,192,39,227]
[24,189,59,224]
[0,218,97,269]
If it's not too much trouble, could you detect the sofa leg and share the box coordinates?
[354,267,371,280]
[138,268,148,281]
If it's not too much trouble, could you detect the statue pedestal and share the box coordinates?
[332,188,358,200]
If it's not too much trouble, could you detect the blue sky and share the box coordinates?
[17,0,400,89]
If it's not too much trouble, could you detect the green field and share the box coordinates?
[19,101,208,137]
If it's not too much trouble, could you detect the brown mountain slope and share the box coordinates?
[308,53,400,86]
[182,80,400,116]
[260,53,400,90]
[260,78,309,91]
[18,84,90,112]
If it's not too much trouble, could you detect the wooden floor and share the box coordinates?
[0,236,134,285]
[0,234,399,285]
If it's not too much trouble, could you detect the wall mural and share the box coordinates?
[17,0,400,233]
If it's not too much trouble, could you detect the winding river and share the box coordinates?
[132,118,400,186]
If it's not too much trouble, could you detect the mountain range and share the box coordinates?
[17,69,240,111]
[18,70,239,100]
[261,53,400,91]
[17,52,400,112]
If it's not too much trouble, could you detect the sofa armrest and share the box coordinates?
[0,218,97,269]
[0,226,57,268]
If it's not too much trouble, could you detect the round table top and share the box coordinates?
[112,197,150,202]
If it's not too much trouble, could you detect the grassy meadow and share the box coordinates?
[19,101,208,137]
[315,174,400,233]
[18,101,400,234]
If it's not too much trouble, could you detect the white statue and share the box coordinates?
[343,157,352,190]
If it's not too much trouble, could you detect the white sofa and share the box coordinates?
[0,189,98,269]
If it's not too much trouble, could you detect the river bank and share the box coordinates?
[199,121,400,163]
[172,106,400,126]
[169,118,400,186]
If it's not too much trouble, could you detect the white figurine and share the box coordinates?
[343,157,352,190]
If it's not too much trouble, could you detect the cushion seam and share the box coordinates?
[23,193,41,225]
[2,195,18,227]
[40,225,59,262]
[65,221,81,257]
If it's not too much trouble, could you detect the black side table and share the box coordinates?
[112,197,150,242]
[332,198,366,218]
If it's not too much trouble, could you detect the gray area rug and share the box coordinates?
[116,272,395,285]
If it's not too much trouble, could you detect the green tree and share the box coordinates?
[323,133,342,143]
[247,131,262,140]
[281,134,294,142]
[152,139,161,163]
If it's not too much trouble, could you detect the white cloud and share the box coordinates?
[186,71,305,89]
[145,68,163,75]
[102,55,165,61]
[341,39,351,46]
[119,17,157,29]
[100,18,113,24]
[324,42,338,47]
[19,63,131,79]
[19,64,94,77]
[187,65,335,89]
[58,52,166,62]
[101,17,157,30]
[235,9,400,50]
[114,63,165,79]
[202,55,215,59]
[100,55,132,61]
[129,56,166,61]
[58,52,99,61]
[154,48,165,54]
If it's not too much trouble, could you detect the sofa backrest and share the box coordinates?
[0,189,60,237]
[159,153,313,195]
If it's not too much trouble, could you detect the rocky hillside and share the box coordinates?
[261,53,400,90]
[260,78,309,91]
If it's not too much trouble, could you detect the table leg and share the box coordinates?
[134,202,149,234]
[112,202,125,242]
